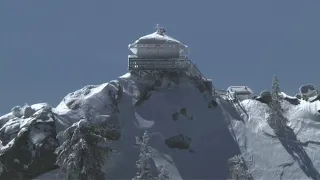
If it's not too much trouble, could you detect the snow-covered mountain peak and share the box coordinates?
[1,71,320,180]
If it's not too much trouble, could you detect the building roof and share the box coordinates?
[227,86,253,94]
[129,28,188,49]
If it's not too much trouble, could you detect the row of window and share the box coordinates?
[129,61,188,65]
[128,64,188,70]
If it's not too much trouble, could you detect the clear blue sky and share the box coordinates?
[1,1,320,114]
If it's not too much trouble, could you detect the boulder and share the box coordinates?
[255,91,272,104]
[165,134,191,150]
[299,84,319,101]
[23,106,36,118]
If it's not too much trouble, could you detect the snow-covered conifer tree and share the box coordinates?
[270,75,282,109]
[0,161,5,175]
[267,75,288,131]
[133,131,155,180]
[156,165,170,180]
[56,109,113,180]
[228,155,252,180]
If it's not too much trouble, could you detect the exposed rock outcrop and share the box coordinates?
[0,104,59,180]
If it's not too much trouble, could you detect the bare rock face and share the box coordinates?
[23,106,36,118]
[0,105,59,180]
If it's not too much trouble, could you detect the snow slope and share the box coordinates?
[227,98,320,180]
[49,72,241,179]
[2,70,320,180]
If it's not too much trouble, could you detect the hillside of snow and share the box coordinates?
[51,71,241,179]
[1,71,320,180]
[226,98,320,180]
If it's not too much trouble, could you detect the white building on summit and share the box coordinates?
[128,25,190,71]
[127,25,254,101]
[128,24,188,58]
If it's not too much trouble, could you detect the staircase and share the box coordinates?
[186,59,217,95]
[186,60,248,116]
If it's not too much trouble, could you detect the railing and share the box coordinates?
[186,59,217,95]
[129,44,179,48]
[128,58,189,71]
[128,55,219,96]
[179,59,248,115]
[215,89,228,96]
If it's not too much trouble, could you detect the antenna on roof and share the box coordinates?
[154,24,166,35]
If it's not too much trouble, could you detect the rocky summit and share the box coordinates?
[0,72,320,180]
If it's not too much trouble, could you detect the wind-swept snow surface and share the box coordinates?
[229,99,320,180]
